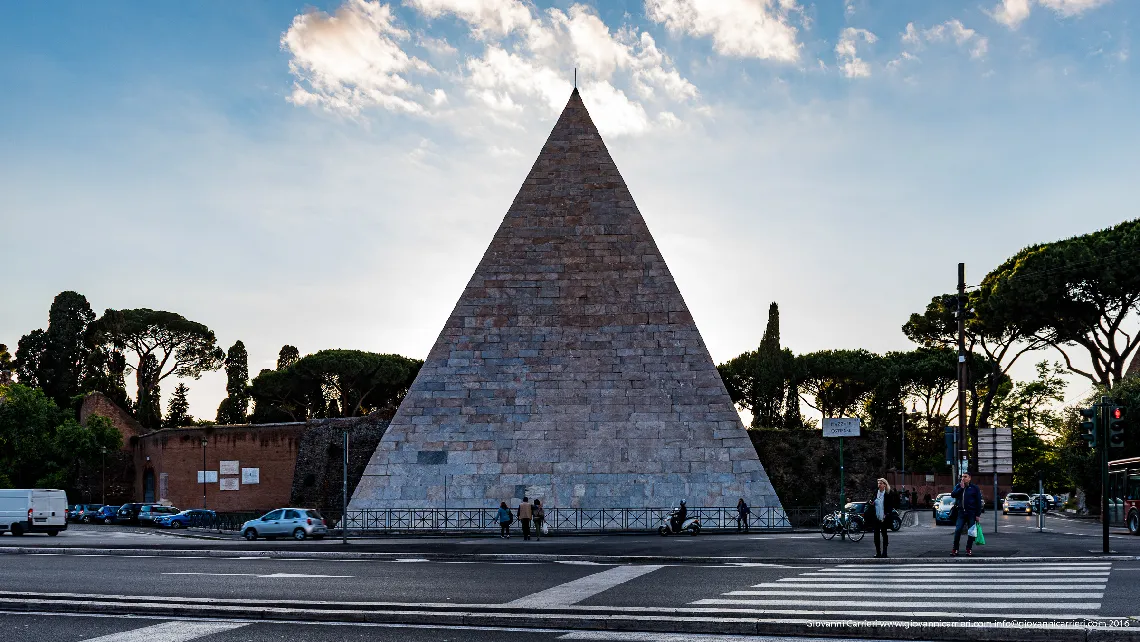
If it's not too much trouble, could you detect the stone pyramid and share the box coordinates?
[351,90,782,510]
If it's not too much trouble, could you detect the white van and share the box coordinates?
[0,489,69,536]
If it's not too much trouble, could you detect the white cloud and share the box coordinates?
[989,0,1112,29]
[835,27,877,78]
[645,0,802,62]
[283,0,699,137]
[404,0,533,37]
[282,0,435,115]
[902,20,988,60]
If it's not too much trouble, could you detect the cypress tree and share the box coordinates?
[752,302,788,428]
[136,353,163,428]
[277,345,300,370]
[165,383,193,428]
[216,340,250,424]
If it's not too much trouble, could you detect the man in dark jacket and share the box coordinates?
[950,472,983,556]
[867,478,899,558]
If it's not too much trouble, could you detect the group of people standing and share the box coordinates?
[865,472,984,558]
[496,496,545,540]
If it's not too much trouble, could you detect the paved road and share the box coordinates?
[5,512,1137,560]
[0,614,883,642]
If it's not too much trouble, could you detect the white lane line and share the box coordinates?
[776,577,1106,583]
[725,591,1103,599]
[79,621,248,642]
[834,563,1110,567]
[560,633,766,641]
[797,572,1110,578]
[394,558,430,563]
[691,598,1102,609]
[761,584,1105,590]
[505,565,664,608]
[161,572,353,579]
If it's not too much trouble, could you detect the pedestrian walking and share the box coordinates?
[736,498,751,532]
[533,499,545,540]
[950,472,983,556]
[518,496,533,541]
[497,501,513,539]
[867,478,899,558]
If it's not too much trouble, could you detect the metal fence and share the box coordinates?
[334,506,795,534]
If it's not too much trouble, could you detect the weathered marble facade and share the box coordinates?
[350,90,782,510]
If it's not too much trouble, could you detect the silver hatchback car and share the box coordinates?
[241,508,328,541]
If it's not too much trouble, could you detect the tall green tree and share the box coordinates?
[0,344,13,385]
[982,218,1140,389]
[277,345,300,370]
[87,308,224,429]
[0,383,120,492]
[165,383,193,428]
[717,303,794,428]
[14,291,96,407]
[250,350,422,422]
[216,340,250,424]
[795,349,883,419]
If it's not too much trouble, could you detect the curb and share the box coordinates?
[1,592,1136,642]
[0,546,1133,564]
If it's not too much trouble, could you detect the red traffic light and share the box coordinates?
[1113,407,1124,420]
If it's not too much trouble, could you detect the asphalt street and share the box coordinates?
[0,613,908,642]
[5,511,1139,560]
[4,513,1140,640]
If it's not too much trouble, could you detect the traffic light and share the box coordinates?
[1108,406,1126,448]
[1079,407,1098,446]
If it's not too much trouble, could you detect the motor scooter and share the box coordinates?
[657,509,701,536]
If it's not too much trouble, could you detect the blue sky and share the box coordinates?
[2,0,1136,420]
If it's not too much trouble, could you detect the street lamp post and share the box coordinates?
[101,447,107,505]
[201,437,208,509]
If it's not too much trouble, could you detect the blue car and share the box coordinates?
[155,509,215,529]
[934,496,957,526]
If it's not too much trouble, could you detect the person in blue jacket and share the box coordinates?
[497,502,513,539]
[950,472,983,556]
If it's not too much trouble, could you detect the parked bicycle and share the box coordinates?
[821,508,865,541]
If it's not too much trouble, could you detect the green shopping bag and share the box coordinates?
[975,522,985,545]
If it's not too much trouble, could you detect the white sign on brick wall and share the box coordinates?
[219,460,239,475]
[197,470,218,483]
[241,468,260,484]
[219,478,239,491]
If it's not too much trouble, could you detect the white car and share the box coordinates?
[0,489,69,536]
[1003,493,1032,515]
[241,508,328,541]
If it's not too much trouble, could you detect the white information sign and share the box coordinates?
[241,468,260,484]
[219,460,239,475]
[822,417,861,438]
[977,426,1013,474]
[219,478,240,491]
[197,470,218,483]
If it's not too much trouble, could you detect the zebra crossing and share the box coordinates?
[690,561,1112,620]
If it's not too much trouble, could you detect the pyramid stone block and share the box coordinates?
[350,90,783,510]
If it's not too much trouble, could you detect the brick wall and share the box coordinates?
[135,424,305,512]
[80,392,142,450]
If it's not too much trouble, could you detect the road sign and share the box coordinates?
[822,418,861,438]
[977,427,1012,474]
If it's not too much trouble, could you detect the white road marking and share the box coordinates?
[505,565,664,607]
[560,633,781,641]
[692,561,1112,620]
[161,572,353,578]
[79,621,247,642]
[393,558,430,562]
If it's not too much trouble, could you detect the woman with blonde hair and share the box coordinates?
[867,478,899,558]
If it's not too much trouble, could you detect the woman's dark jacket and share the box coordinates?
[865,489,899,526]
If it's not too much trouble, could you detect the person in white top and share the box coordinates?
[867,478,899,558]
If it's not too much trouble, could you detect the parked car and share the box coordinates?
[1003,493,1032,515]
[115,503,179,525]
[90,505,118,524]
[155,509,216,529]
[845,500,903,531]
[931,493,951,518]
[0,489,69,536]
[68,504,105,523]
[933,496,957,526]
[241,508,328,541]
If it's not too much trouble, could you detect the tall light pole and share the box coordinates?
[101,447,107,505]
[201,437,208,509]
